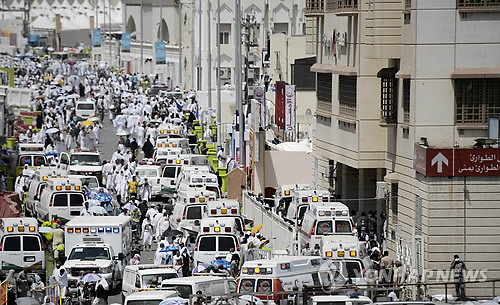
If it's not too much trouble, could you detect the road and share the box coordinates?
[97,113,159,304]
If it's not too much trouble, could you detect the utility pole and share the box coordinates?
[235,0,244,166]
[178,1,182,88]
[140,0,144,73]
[198,0,202,90]
[108,0,112,67]
[216,0,221,146]
[207,0,212,115]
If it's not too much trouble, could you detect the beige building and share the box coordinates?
[307,0,500,297]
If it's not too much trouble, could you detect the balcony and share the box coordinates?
[457,0,500,11]
[305,0,325,16]
[326,0,359,15]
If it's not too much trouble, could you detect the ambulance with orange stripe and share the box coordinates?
[237,256,343,305]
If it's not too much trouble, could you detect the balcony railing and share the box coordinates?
[339,102,356,119]
[327,0,359,14]
[457,0,500,10]
[305,0,325,15]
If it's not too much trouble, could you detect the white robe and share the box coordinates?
[142,220,154,246]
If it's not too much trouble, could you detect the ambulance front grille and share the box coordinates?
[71,267,100,277]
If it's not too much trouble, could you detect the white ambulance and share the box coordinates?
[237,256,344,304]
[135,161,163,198]
[12,143,48,177]
[157,125,184,139]
[64,216,132,289]
[205,199,245,235]
[156,137,190,150]
[177,172,221,198]
[285,189,331,224]
[158,155,190,196]
[25,167,67,217]
[299,202,354,249]
[274,184,310,216]
[0,218,44,278]
[175,165,211,190]
[193,218,241,264]
[122,264,178,298]
[171,189,216,232]
[37,177,85,223]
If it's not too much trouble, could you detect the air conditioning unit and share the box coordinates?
[375,181,388,199]
[220,68,230,79]
[297,131,309,140]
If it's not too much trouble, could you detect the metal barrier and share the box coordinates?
[243,248,271,262]
[44,285,62,305]
[183,279,500,305]
[242,192,295,251]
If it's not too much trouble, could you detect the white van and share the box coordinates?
[177,173,221,199]
[75,98,97,119]
[157,125,184,139]
[206,199,245,235]
[37,177,85,223]
[194,218,240,264]
[175,165,211,190]
[0,218,44,279]
[238,256,344,304]
[285,189,331,224]
[156,137,190,150]
[172,190,216,232]
[25,167,67,217]
[135,162,163,198]
[274,184,310,216]
[161,276,236,300]
[124,290,180,305]
[299,202,354,249]
[68,175,100,190]
[122,264,178,299]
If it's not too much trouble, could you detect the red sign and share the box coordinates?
[275,81,286,129]
[413,144,500,176]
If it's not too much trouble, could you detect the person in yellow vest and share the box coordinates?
[128,176,139,199]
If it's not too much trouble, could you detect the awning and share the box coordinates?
[451,68,500,79]
[310,63,358,76]
[377,67,399,78]
[395,69,410,79]
[384,172,399,184]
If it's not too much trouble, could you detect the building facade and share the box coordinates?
[308,0,500,296]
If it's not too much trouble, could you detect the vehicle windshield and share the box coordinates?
[68,247,110,260]
[80,177,99,189]
[335,220,352,233]
[138,169,159,177]
[77,103,95,110]
[70,154,101,166]
[142,273,177,288]
[162,284,192,299]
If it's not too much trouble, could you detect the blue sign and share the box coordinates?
[121,32,131,53]
[28,34,40,46]
[92,29,101,47]
[155,41,166,65]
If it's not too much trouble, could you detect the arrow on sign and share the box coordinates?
[431,152,449,173]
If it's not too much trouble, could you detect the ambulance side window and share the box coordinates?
[53,194,68,207]
[135,275,141,288]
[23,236,41,251]
[3,236,21,251]
[185,206,202,219]
[70,194,84,207]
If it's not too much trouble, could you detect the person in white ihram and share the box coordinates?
[216,147,226,169]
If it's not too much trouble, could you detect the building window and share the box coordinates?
[338,75,357,118]
[317,73,332,103]
[403,79,410,123]
[273,23,288,35]
[455,78,500,125]
[291,57,316,90]
[219,24,231,45]
[391,183,398,222]
[378,68,399,124]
